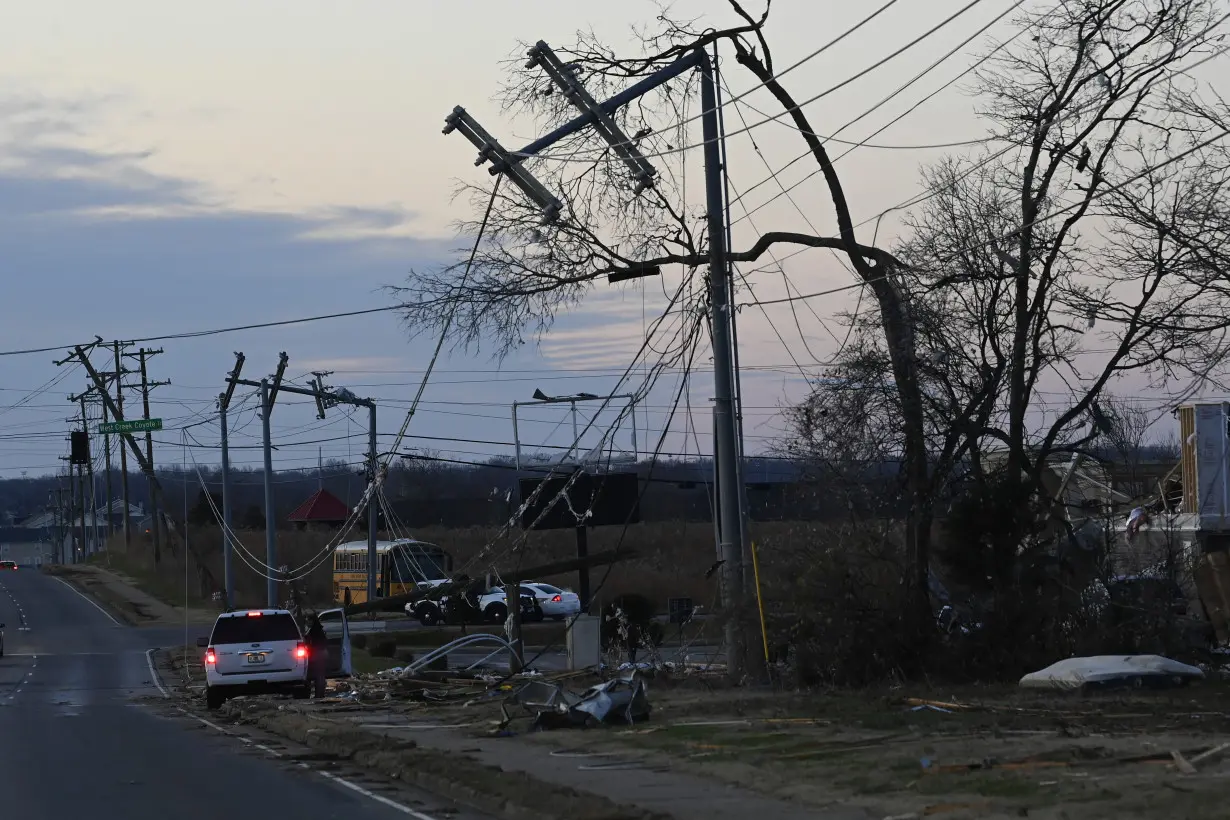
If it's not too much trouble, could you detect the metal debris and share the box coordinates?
[507,671,651,730]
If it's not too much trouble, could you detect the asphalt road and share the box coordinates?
[0,568,491,820]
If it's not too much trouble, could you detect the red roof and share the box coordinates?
[286,488,350,522]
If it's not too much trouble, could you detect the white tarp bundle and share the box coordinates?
[1019,655,1204,691]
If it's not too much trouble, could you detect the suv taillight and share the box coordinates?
[204,648,216,664]
[295,643,308,660]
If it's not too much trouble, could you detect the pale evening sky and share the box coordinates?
[0,0,1204,483]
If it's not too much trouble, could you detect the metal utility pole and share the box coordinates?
[218,352,245,610]
[699,57,746,680]
[453,42,746,678]
[114,341,132,549]
[260,378,277,607]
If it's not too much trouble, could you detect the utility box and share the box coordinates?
[566,614,602,670]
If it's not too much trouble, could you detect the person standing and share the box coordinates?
[305,614,329,698]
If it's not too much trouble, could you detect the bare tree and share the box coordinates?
[786,0,1230,557]
[390,1,933,611]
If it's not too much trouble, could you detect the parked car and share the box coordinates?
[406,583,537,626]
[0,560,17,571]
[197,609,310,709]
[477,586,541,623]
[521,582,582,620]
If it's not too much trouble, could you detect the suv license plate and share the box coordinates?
[247,654,266,664]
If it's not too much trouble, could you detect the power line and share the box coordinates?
[522,0,992,164]
[728,0,1026,225]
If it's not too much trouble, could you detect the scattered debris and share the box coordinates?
[1170,749,1198,775]
[1190,741,1230,765]
[1019,655,1204,691]
[507,671,651,730]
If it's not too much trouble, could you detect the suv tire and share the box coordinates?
[205,687,226,710]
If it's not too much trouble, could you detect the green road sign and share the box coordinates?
[98,418,163,435]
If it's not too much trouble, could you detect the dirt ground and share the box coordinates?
[580,681,1230,819]
[161,637,1230,820]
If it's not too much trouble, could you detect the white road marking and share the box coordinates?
[182,709,439,819]
[146,649,169,698]
[52,577,123,627]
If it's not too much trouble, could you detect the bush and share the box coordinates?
[350,633,368,649]
[395,647,416,664]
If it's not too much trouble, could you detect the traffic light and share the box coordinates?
[70,430,90,465]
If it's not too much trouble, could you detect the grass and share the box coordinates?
[350,648,402,675]
[84,550,216,612]
[104,519,841,613]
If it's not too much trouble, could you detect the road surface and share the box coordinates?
[0,568,491,820]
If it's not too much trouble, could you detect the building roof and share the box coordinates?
[286,488,350,522]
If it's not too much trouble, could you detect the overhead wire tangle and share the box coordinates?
[732,13,1230,250]
[515,0,990,165]
[740,122,1230,314]
[419,267,704,593]
[728,0,1028,224]
[382,176,502,472]
[499,306,706,681]
[248,181,506,583]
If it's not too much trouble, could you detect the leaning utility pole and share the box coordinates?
[129,347,169,564]
[218,352,245,610]
[445,41,747,679]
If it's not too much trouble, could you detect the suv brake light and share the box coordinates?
[246,611,262,617]
[204,648,217,664]
[295,643,308,660]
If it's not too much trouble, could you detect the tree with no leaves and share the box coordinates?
[786,0,1230,611]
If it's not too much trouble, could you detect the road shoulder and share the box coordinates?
[41,563,213,627]
[153,647,693,820]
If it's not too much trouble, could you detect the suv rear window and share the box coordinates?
[210,614,301,644]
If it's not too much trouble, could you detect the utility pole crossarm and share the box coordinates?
[442,107,563,224]
[72,346,156,478]
[525,41,657,193]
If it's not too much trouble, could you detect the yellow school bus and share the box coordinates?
[332,538,453,606]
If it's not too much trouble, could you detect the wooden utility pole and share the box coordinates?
[128,347,168,564]
[76,392,96,555]
[114,341,132,550]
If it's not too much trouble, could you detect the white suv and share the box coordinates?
[199,609,309,709]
